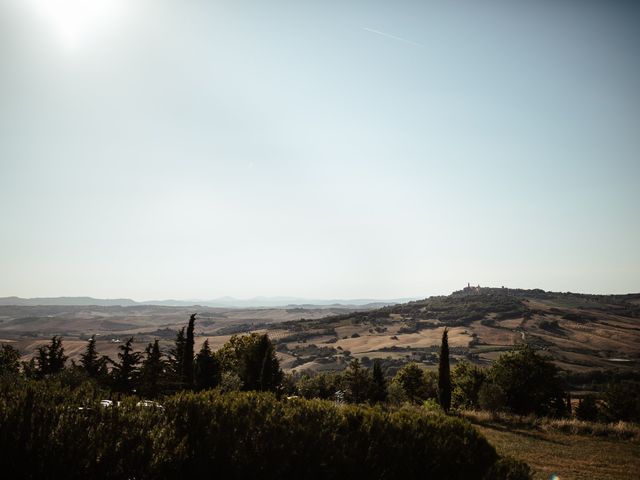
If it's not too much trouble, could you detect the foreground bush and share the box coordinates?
[0,378,515,479]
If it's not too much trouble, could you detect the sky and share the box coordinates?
[1,0,639,300]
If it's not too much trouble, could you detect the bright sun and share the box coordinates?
[26,0,126,49]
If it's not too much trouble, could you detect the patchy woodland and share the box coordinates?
[1,286,639,378]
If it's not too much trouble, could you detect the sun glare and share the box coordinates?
[26,0,126,49]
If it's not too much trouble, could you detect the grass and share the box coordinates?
[461,410,640,440]
[461,410,640,479]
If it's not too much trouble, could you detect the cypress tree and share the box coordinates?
[80,335,100,377]
[140,340,163,397]
[169,327,186,380]
[371,359,388,403]
[182,313,196,387]
[194,340,220,391]
[438,327,452,413]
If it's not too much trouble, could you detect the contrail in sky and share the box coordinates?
[362,27,423,47]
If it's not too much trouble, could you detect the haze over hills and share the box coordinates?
[0,296,417,308]
[0,296,139,307]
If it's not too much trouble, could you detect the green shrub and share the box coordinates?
[0,378,524,479]
[452,360,486,409]
[487,346,567,416]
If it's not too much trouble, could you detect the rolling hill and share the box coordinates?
[1,286,639,376]
[266,286,640,374]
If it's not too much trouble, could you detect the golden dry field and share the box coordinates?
[464,412,640,480]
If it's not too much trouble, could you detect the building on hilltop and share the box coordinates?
[462,283,482,294]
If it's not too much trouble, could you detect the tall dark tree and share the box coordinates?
[438,328,452,413]
[343,358,372,403]
[36,336,67,377]
[181,313,196,387]
[80,335,108,379]
[169,327,186,380]
[371,359,388,403]
[240,334,283,391]
[140,340,163,397]
[216,333,283,391]
[194,340,220,391]
[0,344,20,377]
[80,335,99,376]
[111,337,141,393]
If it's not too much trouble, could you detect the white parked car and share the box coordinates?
[136,400,164,409]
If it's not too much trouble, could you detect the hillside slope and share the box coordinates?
[268,287,640,373]
[2,287,639,375]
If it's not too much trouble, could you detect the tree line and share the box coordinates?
[1,316,637,422]
[0,314,282,398]
[0,321,453,411]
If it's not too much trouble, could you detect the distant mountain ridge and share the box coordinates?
[0,295,418,308]
[0,296,138,307]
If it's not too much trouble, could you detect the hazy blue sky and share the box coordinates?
[1,0,639,300]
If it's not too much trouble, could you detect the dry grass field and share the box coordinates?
[466,413,640,480]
